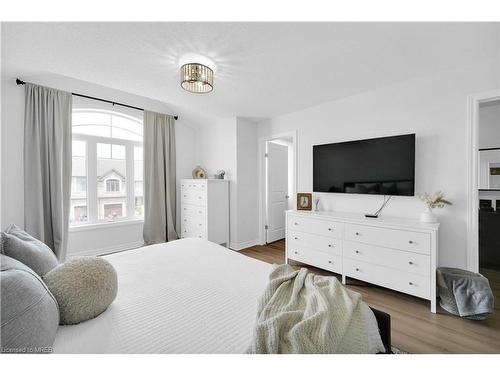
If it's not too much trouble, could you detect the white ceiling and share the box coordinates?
[2,22,499,119]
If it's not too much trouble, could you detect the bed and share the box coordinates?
[53,238,389,354]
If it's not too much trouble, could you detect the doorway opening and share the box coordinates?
[467,91,500,307]
[259,131,297,245]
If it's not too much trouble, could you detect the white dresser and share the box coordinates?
[286,210,439,312]
[180,179,229,246]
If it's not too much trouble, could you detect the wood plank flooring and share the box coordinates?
[240,240,500,354]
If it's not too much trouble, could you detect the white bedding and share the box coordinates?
[53,238,382,353]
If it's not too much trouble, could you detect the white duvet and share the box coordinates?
[53,238,382,353]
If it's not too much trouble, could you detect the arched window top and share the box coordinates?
[72,108,142,142]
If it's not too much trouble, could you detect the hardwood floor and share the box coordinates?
[240,240,500,354]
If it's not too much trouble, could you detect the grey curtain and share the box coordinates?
[24,83,72,261]
[143,111,178,244]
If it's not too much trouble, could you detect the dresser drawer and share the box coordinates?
[344,258,430,299]
[181,189,207,206]
[288,246,342,274]
[181,205,207,221]
[343,241,430,277]
[180,223,207,239]
[287,231,342,256]
[288,216,343,239]
[345,224,430,254]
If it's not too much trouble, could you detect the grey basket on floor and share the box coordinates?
[437,268,490,320]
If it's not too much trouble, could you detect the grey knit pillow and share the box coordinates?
[1,254,59,353]
[2,224,59,276]
[43,256,118,325]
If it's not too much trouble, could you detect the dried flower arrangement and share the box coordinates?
[416,191,452,209]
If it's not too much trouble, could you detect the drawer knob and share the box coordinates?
[183,219,187,222]
[183,195,187,197]
[199,223,202,226]
[409,282,414,285]
[409,240,414,244]
[294,237,299,240]
[356,268,360,272]
[198,211,202,214]
[328,244,333,248]
[294,251,298,254]
[408,261,413,265]
[294,222,299,226]
[328,228,333,231]
[328,260,333,264]
[355,232,360,236]
[355,250,360,254]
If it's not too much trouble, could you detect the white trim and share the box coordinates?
[69,218,144,232]
[258,130,298,245]
[228,239,260,251]
[466,90,500,272]
[68,240,144,257]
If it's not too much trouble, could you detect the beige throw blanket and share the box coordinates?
[247,264,376,354]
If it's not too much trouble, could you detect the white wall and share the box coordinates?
[1,73,198,256]
[235,118,259,248]
[478,100,500,149]
[257,58,500,269]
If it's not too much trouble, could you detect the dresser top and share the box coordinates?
[286,209,440,231]
[181,178,229,183]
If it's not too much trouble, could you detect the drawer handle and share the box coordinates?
[294,237,299,240]
[199,223,202,226]
[183,195,187,197]
[408,261,413,265]
[355,250,360,254]
[408,282,414,286]
[183,219,187,222]
[183,208,186,210]
[356,268,360,272]
[198,211,202,214]
[198,196,202,199]
[294,251,298,254]
[294,222,299,226]
[328,260,333,264]
[328,228,333,231]
[328,244,333,248]
[409,240,414,244]
[355,232,360,236]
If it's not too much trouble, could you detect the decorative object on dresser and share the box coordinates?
[180,179,229,245]
[215,170,226,179]
[192,165,207,179]
[296,193,312,211]
[286,210,440,312]
[416,191,452,223]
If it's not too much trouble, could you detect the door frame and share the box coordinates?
[466,89,500,272]
[258,130,298,245]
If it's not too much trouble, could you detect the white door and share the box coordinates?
[266,142,289,243]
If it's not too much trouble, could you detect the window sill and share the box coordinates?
[69,219,144,232]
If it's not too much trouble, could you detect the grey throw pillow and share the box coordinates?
[1,254,59,353]
[1,224,58,277]
[43,256,118,325]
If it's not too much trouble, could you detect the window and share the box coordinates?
[70,108,143,226]
[106,179,120,192]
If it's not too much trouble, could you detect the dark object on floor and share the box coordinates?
[437,267,494,320]
[479,210,500,270]
[370,307,391,354]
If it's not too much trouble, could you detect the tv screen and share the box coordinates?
[313,134,415,196]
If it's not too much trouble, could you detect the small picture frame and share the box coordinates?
[297,193,312,211]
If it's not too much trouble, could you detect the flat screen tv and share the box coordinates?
[313,134,415,196]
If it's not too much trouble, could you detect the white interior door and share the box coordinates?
[266,142,289,243]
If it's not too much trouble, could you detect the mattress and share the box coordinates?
[53,238,382,353]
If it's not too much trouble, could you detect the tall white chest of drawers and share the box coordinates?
[286,210,440,312]
[180,179,229,246]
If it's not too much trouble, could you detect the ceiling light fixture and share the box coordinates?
[180,63,214,94]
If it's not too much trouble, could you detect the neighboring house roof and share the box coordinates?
[98,169,126,182]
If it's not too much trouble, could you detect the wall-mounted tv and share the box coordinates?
[313,134,415,196]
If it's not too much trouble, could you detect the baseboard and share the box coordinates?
[229,239,260,251]
[67,241,144,257]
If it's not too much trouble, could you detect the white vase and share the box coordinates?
[420,207,437,223]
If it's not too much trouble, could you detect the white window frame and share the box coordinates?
[71,132,143,227]
[105,178,121,192]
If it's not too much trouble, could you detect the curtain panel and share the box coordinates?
[143,110,178,244]
[24,83,72,261]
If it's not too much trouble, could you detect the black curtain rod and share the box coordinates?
[16,78,178,120]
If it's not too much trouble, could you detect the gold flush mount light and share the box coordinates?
[180,63,214,94]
